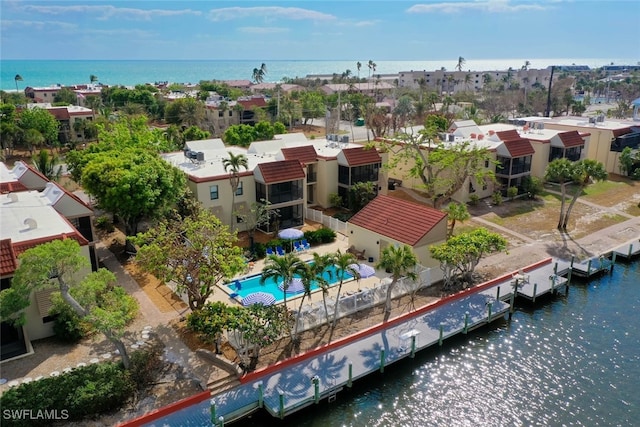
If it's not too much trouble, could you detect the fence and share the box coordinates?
[293,265,432,333]
[305,207,347,235]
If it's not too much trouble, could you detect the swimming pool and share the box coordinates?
[227,264,354,302]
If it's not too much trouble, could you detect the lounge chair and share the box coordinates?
[301,239,311,250]
[266,247,275,256]
[276,246,285,256]
[294,241,305,253]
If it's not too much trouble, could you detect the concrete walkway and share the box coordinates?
[96,243,218,389]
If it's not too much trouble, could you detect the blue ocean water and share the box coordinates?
[2,58,635,91]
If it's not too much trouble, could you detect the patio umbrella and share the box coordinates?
[241,292,276,306]
[278,277,305,294]
[278,228,304,251]
[349,263,376,278]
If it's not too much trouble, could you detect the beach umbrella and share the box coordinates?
[278,228,304,251]
[349,263,376,278]
[278,277,305,294]
[241,292,276,306]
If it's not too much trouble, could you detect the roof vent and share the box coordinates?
[7,193,18,202]
[24,218,38,229]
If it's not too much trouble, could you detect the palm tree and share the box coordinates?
[521,60,531,71]
[90,74,98,84]
[260,253,305,340]
[222,152,248,229]
[295,253,332,341]
[14,74,23,92]
[329,250,359,342]
[563,160,607,229]
[32,149,63,181]
[456,56,466,72]
[376,245,418,322]
[444,202,471,238]
[544,158,575,230]
[356,61,362,81]
[252,63,267,84]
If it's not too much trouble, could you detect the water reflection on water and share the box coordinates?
[249,262,639,427]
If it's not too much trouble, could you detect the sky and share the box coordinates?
[1,0,639,61]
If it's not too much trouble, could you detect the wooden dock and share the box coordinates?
[612,241,640,261]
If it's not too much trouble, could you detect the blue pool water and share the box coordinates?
[229,264,354,302]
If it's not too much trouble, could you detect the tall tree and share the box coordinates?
[456,56,466,72]
[0,239,137,368]
[18,107,60,148]
[377,127,495,208]
[134,209,246,311]
[252,63,267,84]
[376,245,418,322]
[222,152,249,230]
[260,253,306,340]
[90,74,98,84]
[80,147,186,236]
[329,250,359,341]
[544,158,575,230]
[444,202,471,238]
[430,228,507,289]
[563,159,607,229]
[14,74,23,92]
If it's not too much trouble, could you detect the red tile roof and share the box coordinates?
[348,195,447,246]
[496,129,521,141]
[612,127,632,138]
[504,138,535,157]
[341,147,381,166]
[558,131,586,148]
[280,146,317,165]
[0,233,88,277]
[48,108,71,120]
[257,159,305,184]
[0,181,29,194]
[237,97,267,109]
[0,239,18,276]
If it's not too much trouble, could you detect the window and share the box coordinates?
[484,160,490,168]
[218,111,224,118]
[209,185,219,200]
[235,181,243,196]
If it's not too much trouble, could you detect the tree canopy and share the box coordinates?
[430,228,507,289]
[376,244,418,321]
[377,126,495,208]
[18,107,60,147]
[134,209,246,311]
[0,239,137,368]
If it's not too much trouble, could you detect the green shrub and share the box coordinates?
[329,193,343,208]
[95,215,114,232]
[315,227,337,243]
[522,176,543,198]
[252,242,266,259]
[468,194,479,206]
[303,230,322,245]
[0,362,135,426]
[507,186,518,199]
[50,297,92,342]
[333,212,353,222]
[128,345,164,391]
[492,191,503,206]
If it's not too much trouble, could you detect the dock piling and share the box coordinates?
[487,302,493,322]
[279,391,285,419]
[347,362,353,387]
[379,350,385,373]
[439,322,445,346]
[532,283,538,303]
[312,376,320,404]
[496,286,501,301]
[629,244,634,258]
[587,259,592,275]
[410,336,416,358]
[210,402,216,424]
[570,255,575,268]
[218,416,224,427]
[463,311,469,334]
[258,382,264,408]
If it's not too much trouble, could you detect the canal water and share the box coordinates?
[249,261,639,426]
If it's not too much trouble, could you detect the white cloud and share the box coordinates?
[352,20,381,27]
[208,7,336,22]
[1,19,76,30]
[238,27,290,34]
[407,1,547,14]
[20,5,201,21]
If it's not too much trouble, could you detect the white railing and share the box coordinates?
[305,207,347,234]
